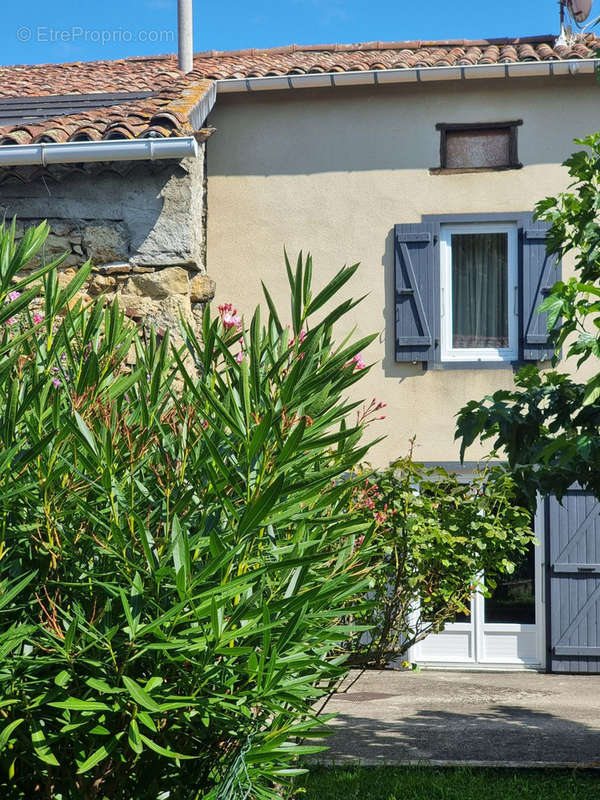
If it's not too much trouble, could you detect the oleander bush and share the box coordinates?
[347,448,534,668]
[0,221,379,799]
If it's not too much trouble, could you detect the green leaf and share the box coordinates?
[0,571,37,611]
[72,410,98,456]
[237,475,286,536]
[128,719,143,755]
[76,735,121,774]
[54,670,71,688]
[122,676,162,712]
[31,721,60,766]
[171,514,191,589]
[48,698,112,712]
[582,375,600,406]
[0,718,24,751]
[139,733,195,760]
[306,262,360,316]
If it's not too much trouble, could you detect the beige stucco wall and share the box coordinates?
[206,75,600,467]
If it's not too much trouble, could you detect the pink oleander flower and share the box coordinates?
[218,302,242,331]
[290,328,307,348]
[33,312,44,324]
[352,353,366,370]
[52,378,60,387]
[236,351,245,363]
[7,291,20,302]
[6,317,16,326]
[223,311,241,330]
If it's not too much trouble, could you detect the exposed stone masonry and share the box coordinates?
[15,217,216,343]
[2,153,215,344]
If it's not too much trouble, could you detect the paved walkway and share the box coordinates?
[316,669,600,767]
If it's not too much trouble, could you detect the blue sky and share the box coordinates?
[1,1,576,66]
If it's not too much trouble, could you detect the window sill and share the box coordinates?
[431,360,524,371]
[429,164,523,175]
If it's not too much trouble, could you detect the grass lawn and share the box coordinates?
[293,766,600,799]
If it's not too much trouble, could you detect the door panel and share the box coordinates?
[483,628,538,662]
[418,625,473,662]
[547,490,600,673]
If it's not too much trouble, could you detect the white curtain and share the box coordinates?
[452,232,508,349]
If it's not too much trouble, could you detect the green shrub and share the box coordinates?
[0,222,378,799]
[347,447,534,668]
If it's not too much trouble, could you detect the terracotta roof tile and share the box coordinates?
[0,76,214,145]
[189,33,600,78]
[2,33,598,95]
[0,34,598,147]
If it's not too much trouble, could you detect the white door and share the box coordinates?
[409,533,546,670]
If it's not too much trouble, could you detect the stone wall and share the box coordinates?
[0,149,213,340]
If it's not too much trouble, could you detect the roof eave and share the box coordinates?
[215,57,598,93]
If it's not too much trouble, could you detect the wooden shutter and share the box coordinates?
[394,223,439,364]
[547,489,600,673]
[520,216,561,362]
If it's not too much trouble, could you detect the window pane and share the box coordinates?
[446,129,511,169]
[451,232,509,349]
[421,597,471,624]
[454,602,471,624]
[484,543,535,624]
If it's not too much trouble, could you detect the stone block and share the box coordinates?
[93,263,132,276]
[45,234,73,252]
[83,223,129,265]
[130,267,189,299]
[56,268,78,290]
[49,221,75,237]
[88,275,117,296]
[189,274,216,303]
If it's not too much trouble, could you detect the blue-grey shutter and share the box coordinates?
[394,223,439,364]
[547,489,600,673]
[520,215,561,362]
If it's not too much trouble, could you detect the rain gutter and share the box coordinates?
[216,57,598,93]
[0,135,198,168]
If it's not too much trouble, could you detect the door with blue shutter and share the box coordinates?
[547,489,600,673]
[394,222,439,364]
[520,216,561,362]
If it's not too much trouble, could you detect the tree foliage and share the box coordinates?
[456,133,600,500]
[0,222,379,800]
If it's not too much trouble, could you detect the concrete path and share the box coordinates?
[316,669,600,767]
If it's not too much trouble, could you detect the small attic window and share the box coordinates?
[433,121,522,173]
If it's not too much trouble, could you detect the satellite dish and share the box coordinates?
[566,0,593,23]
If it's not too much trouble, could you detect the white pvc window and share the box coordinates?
[440,223,518,362]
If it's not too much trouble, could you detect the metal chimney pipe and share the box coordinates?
[178,0,193,73]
